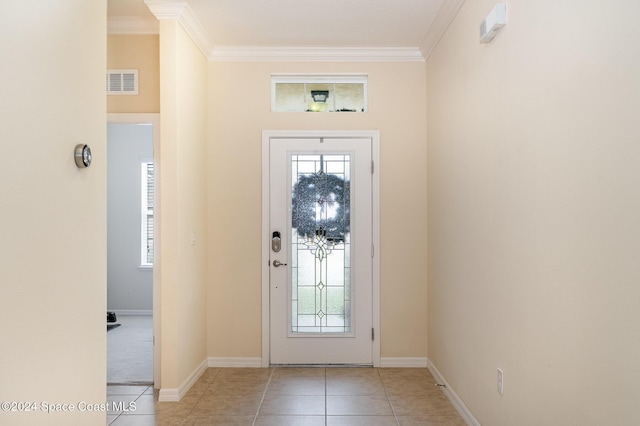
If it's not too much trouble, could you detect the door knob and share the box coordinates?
[272,260,287,267]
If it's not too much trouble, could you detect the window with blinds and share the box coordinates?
[141,161,154,267]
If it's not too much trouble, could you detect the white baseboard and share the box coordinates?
[110,310,153,316]
[208,357,263,368]
[157,388,179,402]
[428,359,480,426]
[379,357,428,368]
[158,358,208,402]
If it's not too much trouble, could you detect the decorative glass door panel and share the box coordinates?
[269,137,372,365]
[290,154,352,334]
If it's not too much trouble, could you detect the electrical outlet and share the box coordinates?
[497,368,504,395]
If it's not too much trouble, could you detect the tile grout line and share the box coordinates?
[252,366,275,426]
[181,368,219,424]
[324,367,328,426]
[379,369,401,426]
[106,384,150,424]
[107,368,464,425]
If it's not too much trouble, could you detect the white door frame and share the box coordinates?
[107,113,161,387]
[261,130,380,367]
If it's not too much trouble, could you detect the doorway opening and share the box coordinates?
[107,114,160,386]
[261,130,381,367]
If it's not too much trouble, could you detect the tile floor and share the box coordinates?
[107,367,466,425]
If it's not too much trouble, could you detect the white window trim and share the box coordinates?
[140,158,154,268]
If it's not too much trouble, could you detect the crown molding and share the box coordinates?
[209,46,425,62]
[144,0,212,57]
[144,0,187,19]
[420,0,466,61]
[108,16,159,35]
[143,0,462,62]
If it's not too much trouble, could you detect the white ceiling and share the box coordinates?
[188,0,444,48]
[107,0,464,61]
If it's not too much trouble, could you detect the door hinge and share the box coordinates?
[372,328,375,341]
[371,161,374,174]
[371,244,375,258]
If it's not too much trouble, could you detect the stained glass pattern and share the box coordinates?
[291,154,351,333]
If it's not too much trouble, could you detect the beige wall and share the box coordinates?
[206,61,428,359]
[158,21,208,391]
[107,34,160,113]
[427,0,640,424]
[0,1,106,425]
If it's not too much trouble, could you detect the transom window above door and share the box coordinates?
[271,74,368,113]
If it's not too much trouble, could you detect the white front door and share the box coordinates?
[269,137,373,364]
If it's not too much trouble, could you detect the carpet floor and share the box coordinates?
[107,314,153,385]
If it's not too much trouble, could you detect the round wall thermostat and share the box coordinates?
[74,144,92,168]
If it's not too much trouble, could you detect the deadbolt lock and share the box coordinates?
[272,231,281,252]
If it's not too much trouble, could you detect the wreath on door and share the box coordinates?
[291,172,350,243]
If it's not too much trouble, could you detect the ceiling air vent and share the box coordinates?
[107,69,138,95]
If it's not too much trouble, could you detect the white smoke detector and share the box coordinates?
[480,4,507,43]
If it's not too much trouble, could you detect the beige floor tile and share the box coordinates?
[154,412,196,426]
[254,415,326,425]
[200,368,222,381]
[379,368,431,380]
[326,376,386,395]
[215,368,273,381]
[424,371,437,382]
[327,415,399,425]
[152,401,195,418]
[204,380,268,396]
[210,378,270,394]
[259,394,325,415]
[389,395,459,417]
[187,377,213,395]
[190,394,262,417]
[267,377,326,395]
[327,395,394,416]
[182,415,256,425]
[397,415,467,426]
[272,367,326,378]
[382,378,442,396]
[107,367,463,425]
[325,367,381,379]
